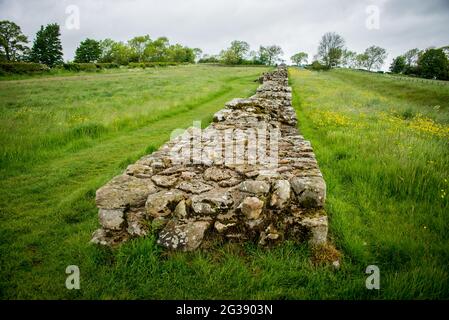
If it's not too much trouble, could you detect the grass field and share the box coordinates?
[0,65,448,299]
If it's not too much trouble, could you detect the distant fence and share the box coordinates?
[381,74,449,86]
[349,68,449,86]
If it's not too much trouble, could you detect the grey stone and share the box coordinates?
[300,215,328,245]
[96,174,157,209]
[203,167,232,182]
[158,220,211,251]
[270,180,291,209]
[239,180,270,195]
[291,176,326,208]
[126,211,148,237]
[177,180,213,194]
[191,190,234,215]
[173,200,187,218]
[145,190,185,218]
[151,174,178,188]
[99,208,125,230]
[218,177,241,187]
[126,163,153,178]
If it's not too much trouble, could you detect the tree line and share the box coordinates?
[0,20,200,68]
[198,40,284,66]
[390,47,449,80]
[289,32,388,72]
[289,32,449,80]
[0,20,284,69]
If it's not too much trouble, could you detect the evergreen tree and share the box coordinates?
[30,23,63,67]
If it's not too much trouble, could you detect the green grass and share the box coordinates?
[0,65,448,299]
[289,68,449,299]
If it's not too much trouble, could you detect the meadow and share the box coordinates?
[0,65,448,299]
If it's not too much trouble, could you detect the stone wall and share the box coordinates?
[92,66,328,251]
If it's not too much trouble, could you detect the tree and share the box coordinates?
[403,48,420,67]
[193,48,202,62]
[98,38,116,63]
[110,42,132,65]
[309,60,327,71]
[363,45,387,71]
[390,56,406,74]
[30,23,63,67]
[441,46,449,59]
[167,44,195,63]
[74,38,101,63]
[0,20,29,61]
[341,50,357,68]
[317,32,345,68]
[128,35,151,62]
[144,37,169,62]
[355,53,368,69]
[220,40,250,64]
[417,48,449,80]
[258,45,283,66]
[291,52,308,66]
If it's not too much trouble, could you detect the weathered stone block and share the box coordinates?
[99,208,125,230]
[291,176,326,208]
[96,174,157,209]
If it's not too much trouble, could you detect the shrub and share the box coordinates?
[403,65,420,77]
[63,63,98,72]
[95,63,120,69]
[307,61,328,71]
[0,62,50,75]
[127,62,144,69]
[127,62,180,69]
[198,56,220,64]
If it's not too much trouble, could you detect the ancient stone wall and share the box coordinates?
[92,66,328,251]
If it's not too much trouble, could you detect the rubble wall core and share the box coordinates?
[92,66,328,251]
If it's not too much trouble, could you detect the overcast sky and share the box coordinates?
[1,0,448,69]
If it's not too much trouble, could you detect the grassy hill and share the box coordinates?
[0,65,447,299]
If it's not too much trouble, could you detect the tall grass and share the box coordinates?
[0,66,448,299]
[289,68,449,299]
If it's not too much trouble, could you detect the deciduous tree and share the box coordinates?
[128,35,151,62]
[74,38,101,63]
[317,32,345,68]
[403,48,420,66]
[0,20,29,61]
[363,45,387,71]
[220,40,250,64]
[258,45,283,66]
[341,50,357,68]
[291,52,308,66]
[390,55,406,73]
[417,48,449,80]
